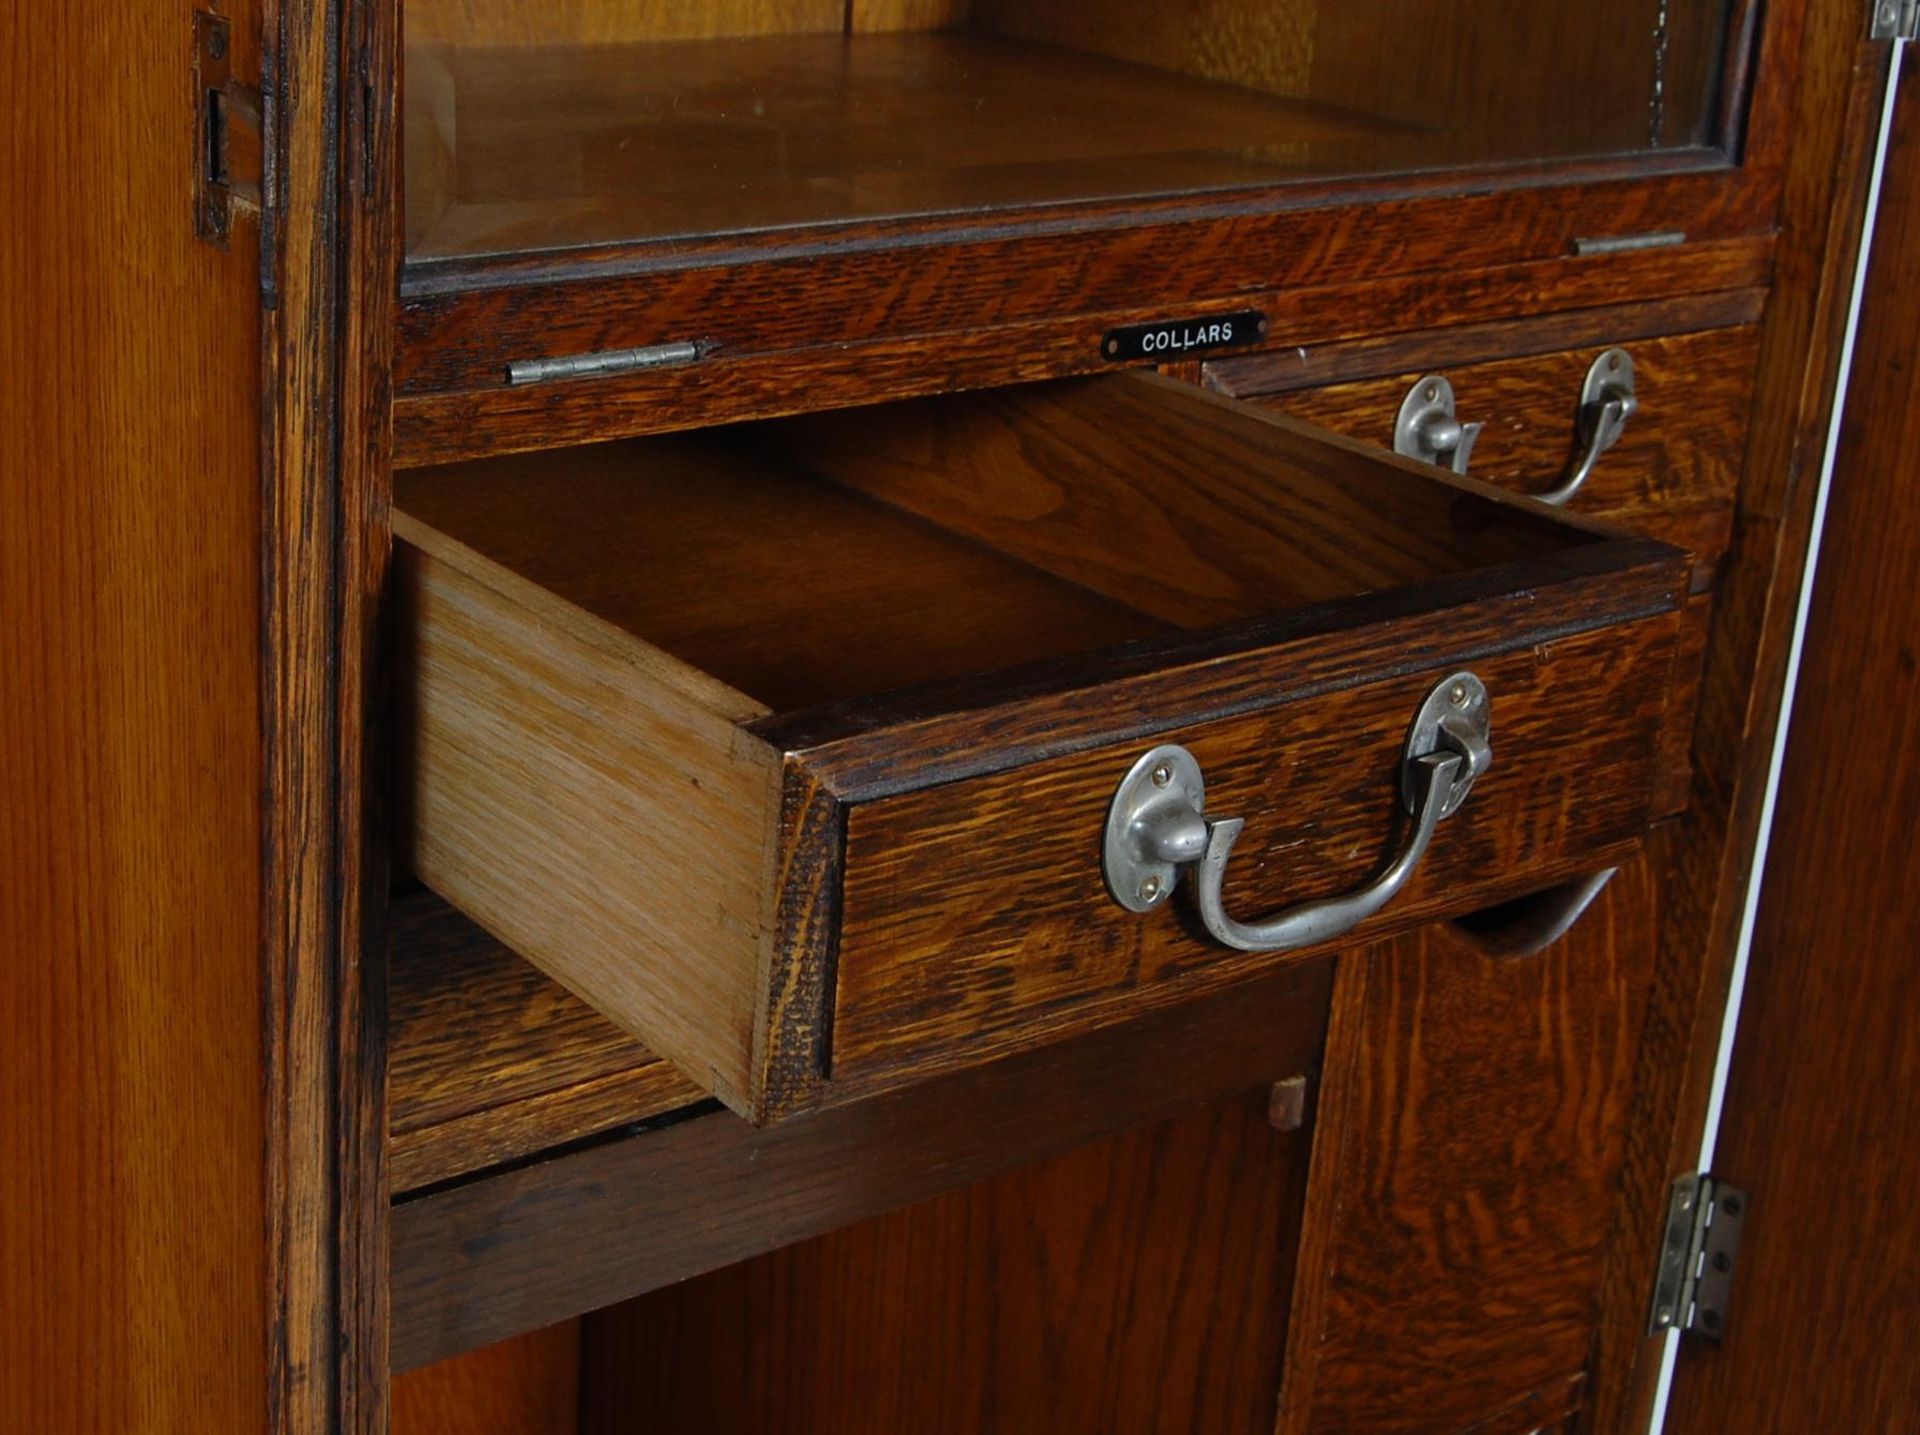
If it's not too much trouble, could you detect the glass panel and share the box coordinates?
[404,0,1737,262]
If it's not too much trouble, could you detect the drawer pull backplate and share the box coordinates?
[1102,673,1492,953]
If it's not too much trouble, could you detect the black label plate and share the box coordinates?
[1102,311,1267,362]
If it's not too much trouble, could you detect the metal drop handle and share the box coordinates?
[1394,349,1638,504]
[1103,673,1492,954]
[1537,348,1639,506]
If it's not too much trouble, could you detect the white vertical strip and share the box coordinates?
[1646,35,1906,1433]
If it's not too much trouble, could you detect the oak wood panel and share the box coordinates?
[1664,41,1920,1433]
[1277,861,1660,1434]
[1244,326,1762,584]
[388,892,702,1194]
[403,0,978,49]
[392,1323,581,1435]
[390,952,1335,1370]
[581,1088,1310,1434]
[394,516,784,1113]
[830,620,1678,1088]
[1580,2,1891,1423]
[405,0,843,49]
[393,236,1773,465]
[0,0,270,1426]
[850,0,974,28]
[396,435,1162,713]
[1308,0,1724,155]
[974,0,1313,94]
[1653,594,1715,819]
[1205,289,1767,399]
[289,0,404,1416]
[762,539,1684,805]
[753,374,1580,630]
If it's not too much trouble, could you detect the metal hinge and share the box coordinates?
[195,10,263,245]
[1647,1173,1748,1342]
[1871,0,1919,39]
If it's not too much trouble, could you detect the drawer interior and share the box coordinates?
[395,426,1161,714]
[395,374,1583,720]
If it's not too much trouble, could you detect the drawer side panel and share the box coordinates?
[397,540,783,1113]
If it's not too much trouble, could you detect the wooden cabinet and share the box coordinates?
[9,0,1909,1431]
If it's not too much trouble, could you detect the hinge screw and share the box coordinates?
[1448,681,1471,708]
[1880,3,1898,27]
[1150,762,1174,787]
[1139,875,1163,902]
[207,25,228,59]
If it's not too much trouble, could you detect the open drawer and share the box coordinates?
[394,372,1687,1122]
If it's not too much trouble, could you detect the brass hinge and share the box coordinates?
[1647,1173,1748,1342]
[1871,0,1919,39]
[195,10,263,245]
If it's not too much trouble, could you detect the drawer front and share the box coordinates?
[823,615,1677,1093]
[399,373,1689,1122]
[1212,325,1759,585]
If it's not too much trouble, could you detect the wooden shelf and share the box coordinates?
[403,30,1424,263]
[389,891,707,1195]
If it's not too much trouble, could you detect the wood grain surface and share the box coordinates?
[388,893,703,1194]
[974,0,1315,96]
[393,1322,581,1435]
[329,0,402,1412]
[1653,594,1715,819]
[406,0,842,48]
[394,517,783,1114]
[390,951,1334,1370]
[1277,862,1660,1434]
[1307,0,1729,156]
[1246,326,1761,587]
[1663,40,1920,1434]
[1206,291,1765,402]
[829,621,1678,1090]
[396,435,1159,713]
[581,1087,1311,1434]
[1579,2,1894,1423]
[0,0,270,1426]
[752,373,1583,629]
[274,0,402,1418]
[393,227,1776,467]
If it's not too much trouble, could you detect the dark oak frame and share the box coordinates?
[265,0,398,1424]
